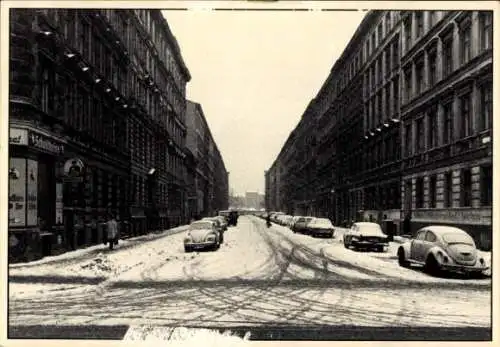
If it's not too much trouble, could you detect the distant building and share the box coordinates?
[245,192,260,210]
[186,100,229,218]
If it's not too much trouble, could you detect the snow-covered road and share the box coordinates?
[9,216,491,338]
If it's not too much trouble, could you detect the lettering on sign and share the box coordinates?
[413,209,491,224]
[29,132,64,154]
[9,128,28,145]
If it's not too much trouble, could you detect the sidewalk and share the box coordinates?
[10,225,190,269]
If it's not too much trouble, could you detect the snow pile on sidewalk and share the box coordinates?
[123,326,251,344]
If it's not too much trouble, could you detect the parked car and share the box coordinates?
[292,217,314,234]
[343,222,388,252]
[202,217,224,243]
[215,216,228,231]
[184,220,220,252]
[306,218,335,238]
[397,226,489,276]
[289,216,301,229]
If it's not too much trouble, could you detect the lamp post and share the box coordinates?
[330,188,335,225]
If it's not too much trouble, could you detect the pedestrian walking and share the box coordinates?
[106,213,119,250]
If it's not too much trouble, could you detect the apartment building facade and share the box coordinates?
[399,10,493,249]
[186,100,229,218]
[9,9,191,262]
[265,10,493,249]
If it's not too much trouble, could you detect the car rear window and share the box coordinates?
[442,233,474,245]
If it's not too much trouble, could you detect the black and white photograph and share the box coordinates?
[2,0,497,343]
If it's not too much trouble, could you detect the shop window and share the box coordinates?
[461,169,472,207]
[8,158,27,227]
[480,165,492,206]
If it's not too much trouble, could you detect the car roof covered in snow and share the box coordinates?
[354,222,380,227]
[421,225,469,235]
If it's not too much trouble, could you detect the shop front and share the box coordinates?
[8,126,66,262]
[409,208,492,251]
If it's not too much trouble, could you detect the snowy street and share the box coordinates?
[9,216,491,340]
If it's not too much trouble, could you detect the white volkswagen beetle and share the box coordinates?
[397,226,488,276]
[184,220,220,252]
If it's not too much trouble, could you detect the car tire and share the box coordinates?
[376,246,384,252]
[424,255,441,276]
[343,238,349,248]
[397,248,408,267]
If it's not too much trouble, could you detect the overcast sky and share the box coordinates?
[163,9,366,196]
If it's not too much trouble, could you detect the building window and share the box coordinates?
[371,32,376,52]
[428,50,437,86]
[443,101,453,144]
[404,67,412,102]
[392,35,400,67]
[377,23,383,44]
[415,60,425,94]
[405,124,412,157]
[416,117,424,153]
[385,86,391,117]
[461,169,472,207]
[460,92,472,138]
[39,62,54,114]
[385,49,391,76]
[479,11,493,51]
[416,177,424,208]
[429,175,437,208]
[385,12,391,33]
[460,24,471,65]
[428,107,438,148]
[444,172,453,207]
[415,11,424,38]
[429,10,438,27]
[404,16,412,51]
[393,78,399,114]
[480,82,492,131]
[378,57,383,83]
[442,35,453,77]
[480,165,492,206]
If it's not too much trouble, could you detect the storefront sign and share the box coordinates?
[8,158,26,227]
[412,209,492,225]
[29,132,64,155]
[9,128,28,145]
[27,160,38,226]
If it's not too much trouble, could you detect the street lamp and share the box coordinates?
[330,188,335,224]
